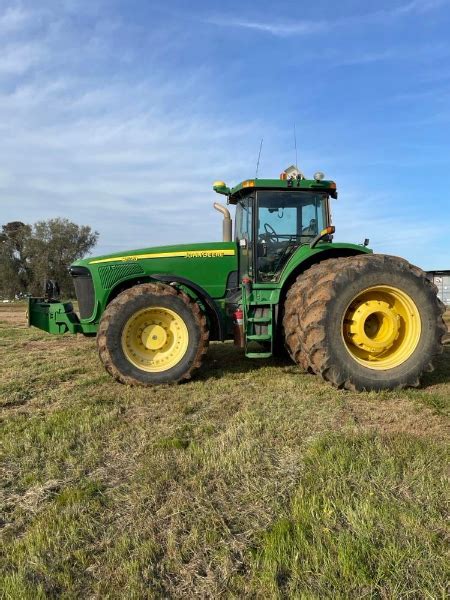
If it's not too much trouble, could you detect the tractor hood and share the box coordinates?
[71,241,238,304]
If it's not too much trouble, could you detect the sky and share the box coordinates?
[1,0,449,269]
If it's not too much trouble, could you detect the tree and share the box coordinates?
[0,222,32,298]
[28,218,99,296]
[0,218,98,298]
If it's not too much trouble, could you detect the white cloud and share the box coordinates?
[0,0,447,271]
[0,3,265,255]
[0,77,261,253]
[0,42,47,74]
[0,5,32,34]
[207,0,447,37]
[206,18,325,36]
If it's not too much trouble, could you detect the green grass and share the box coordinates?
[252,434,448,598]
[1,304,449,598]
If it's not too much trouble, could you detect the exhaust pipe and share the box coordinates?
[213,202,232,242]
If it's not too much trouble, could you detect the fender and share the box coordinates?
[150,274,224,341]
[279,243,372,293]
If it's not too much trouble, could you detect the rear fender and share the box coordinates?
[280,245,371,297]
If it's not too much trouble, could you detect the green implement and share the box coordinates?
[28,298,98,335]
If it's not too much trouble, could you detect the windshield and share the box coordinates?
[257,191,328,282]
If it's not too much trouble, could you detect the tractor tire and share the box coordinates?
[283,254,446,391]
[97,282,209,385]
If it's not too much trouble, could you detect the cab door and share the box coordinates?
[234,194,254,280]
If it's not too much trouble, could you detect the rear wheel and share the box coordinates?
[97,283,209,385]
[283,255,446,391]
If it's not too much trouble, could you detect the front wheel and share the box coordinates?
[97,283,209,385]
[283,255,446,391]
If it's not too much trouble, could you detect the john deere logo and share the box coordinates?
[186,250,233,258]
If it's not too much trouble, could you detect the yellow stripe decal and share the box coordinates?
[89,249,236,264]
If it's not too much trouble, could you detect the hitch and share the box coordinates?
[28,298,82,334]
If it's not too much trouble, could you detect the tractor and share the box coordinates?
[28,167,446,391]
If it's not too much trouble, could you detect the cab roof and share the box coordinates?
[213,178,337,204]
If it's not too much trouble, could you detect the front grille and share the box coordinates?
[98,262,144,289]
[70,266,95,319]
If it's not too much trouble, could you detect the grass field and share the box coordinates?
[1,303,449,599]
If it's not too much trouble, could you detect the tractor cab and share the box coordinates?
[213,166,336,282]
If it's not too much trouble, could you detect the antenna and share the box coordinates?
[255,138,263,179]
[294,123,298,168]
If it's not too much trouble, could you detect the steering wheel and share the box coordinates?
[264,222,279,242]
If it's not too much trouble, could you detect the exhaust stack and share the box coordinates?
[213,202,232,242]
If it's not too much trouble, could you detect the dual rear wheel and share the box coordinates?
[283,254,446,391]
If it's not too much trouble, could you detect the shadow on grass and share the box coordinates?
[421,345,450,387]
[196,342,293,381]
[197,342,450,387]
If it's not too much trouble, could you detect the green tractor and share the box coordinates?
[28,167,446,391]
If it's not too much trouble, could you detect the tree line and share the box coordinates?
[0,218,98,299]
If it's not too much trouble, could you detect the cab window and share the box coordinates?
[257,191,328,282]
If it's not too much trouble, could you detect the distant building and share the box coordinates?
[426,270,450,306]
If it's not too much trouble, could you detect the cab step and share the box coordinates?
[247,316,271,323]
[248,302,272,307]
[245,352,272,359]
[244,303,273,359]
[246,334,271,342]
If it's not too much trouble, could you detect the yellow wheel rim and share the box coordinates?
[342,285,421,370]
[121,307,189,372]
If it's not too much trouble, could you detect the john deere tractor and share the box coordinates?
[28,167,446,391]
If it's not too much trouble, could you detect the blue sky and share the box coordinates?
[1,0,449,269]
